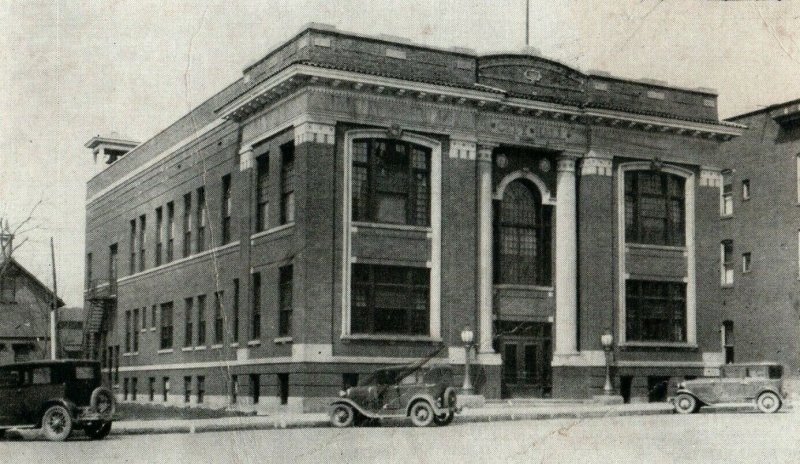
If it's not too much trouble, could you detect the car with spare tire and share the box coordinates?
[672,362,786,414]
[0,360,115,441]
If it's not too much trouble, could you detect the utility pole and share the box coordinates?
[525,0,530,46]
[50,237,58,360]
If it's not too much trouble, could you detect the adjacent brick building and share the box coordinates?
[84,25,743,411]
[713,99,800,375]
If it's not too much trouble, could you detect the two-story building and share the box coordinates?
[83,25,742,411]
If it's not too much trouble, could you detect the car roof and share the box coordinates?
[724,362,782,367]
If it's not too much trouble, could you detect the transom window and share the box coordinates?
[351,264,429,335]
[352,139,431,226]
[624,171,685,246]
[495,180,552,286]
[625,280,686,343]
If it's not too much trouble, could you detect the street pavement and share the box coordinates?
[2,409,798,463]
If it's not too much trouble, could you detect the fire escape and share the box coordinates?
[83,279,116,360]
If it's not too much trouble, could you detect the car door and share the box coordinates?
[0,367,24,425]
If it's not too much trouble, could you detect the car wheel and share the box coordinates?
[673,393,697,414]
[41,405,73,441]
[433,410,454,426]
[330,404,355,427]
[409,401,435,427]
[756,392,781,414]
[85,422,113,440]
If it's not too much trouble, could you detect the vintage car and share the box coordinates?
[329,364,459,427]
[673,362,787,414]
[0,360,115,441]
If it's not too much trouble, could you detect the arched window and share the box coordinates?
[352,138,430,226]
[496,180,552,285]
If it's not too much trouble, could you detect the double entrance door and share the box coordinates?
[497,321,552,398]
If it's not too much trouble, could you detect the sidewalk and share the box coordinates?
[109,401,675,436]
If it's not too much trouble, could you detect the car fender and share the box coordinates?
[404,394,441,416]
[329,398,380,419]
[755,387,785,400]
[36,398,77,426]
[442,387,458,409]
[675,389,708,406]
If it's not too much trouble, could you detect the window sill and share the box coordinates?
[230,343,240,348]
[122,352,138,357]
[625,243,686,252]
[721,284,734,289]
[274,336,293,344]
[157,349,173,354]
[720,214,734,220]
[247,340,261,347]
[150,328,156,332]
[194,346,207,351]
[211,344,224,349]
[181,347,193,352]
[351,221,432,233]
[619,342,698,351]
[494,284,554,292]
[251,223,295,241]
[342,334,443,343]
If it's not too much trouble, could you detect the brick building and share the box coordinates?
[84,25,743,411]
[713,99,800,375]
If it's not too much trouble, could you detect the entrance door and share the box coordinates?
[497,321,552,398]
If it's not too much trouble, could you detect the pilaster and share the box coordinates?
[476,143,495,354]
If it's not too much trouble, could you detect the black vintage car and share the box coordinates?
[329,364,459,427]
[0,360,115,441]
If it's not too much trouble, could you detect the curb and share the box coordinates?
[108,406,674,436]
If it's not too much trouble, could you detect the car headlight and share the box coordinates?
[677,382,685,390]
[339,390,347,397]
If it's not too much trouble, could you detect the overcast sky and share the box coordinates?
[1,0,799,306]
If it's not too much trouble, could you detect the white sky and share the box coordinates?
[1,0,799,306]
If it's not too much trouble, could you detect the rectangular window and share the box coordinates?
[132,308,139,352]
[151,305,157,329]
[183,193,192,257]
[197,376,205,403]
[196,187,206,252]
[114,346,120,383]
[155,206,163,266]
[278,265,293,336]
[221,174,232,244]
[721,240,734,285]
[86,252,92,289]
[741,179,750,201]
[278,373,289,405]
[251,273,261,340]
[723,321,734,364]
[214,290,224,344]
[797,154,800,204]
[109,243,118,281]
[351,264,430,335]
[184,297,193,347]
[352,139,431,226]
[250,374,260,404]
[166,201,175,263]
[625,280,686,343]
[160,302,174,349]
[163,377,169,402]
[197,294,206,346]
[232,279,240,343]
[129,219,136,275]
[625,171,685,246]
[742,252,752,273]
[280,142,295,225]
[141,306,147,331]
[131,377,137,401]
[125,310,131,352]
[256,154,269,231]
[138,215,146,272]
[123,378,129,401]
[231,375,238,404]
[149,377,155,401]
[184,376,191,403]
[721,170,733,216]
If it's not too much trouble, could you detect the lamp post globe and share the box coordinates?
[601,329,614,395]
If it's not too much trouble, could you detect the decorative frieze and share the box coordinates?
[449,140,476,160]
[699,167,722,187]
[294,122,335,145]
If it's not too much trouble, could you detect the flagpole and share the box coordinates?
[50,237,58,360]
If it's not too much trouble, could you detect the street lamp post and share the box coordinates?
[461,327,475,394]
[601,329,614,395]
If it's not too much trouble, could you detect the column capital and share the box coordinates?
[476,143,498,162]
[581,150,613,177]
[294,121,335,145]
[699,166,723,187]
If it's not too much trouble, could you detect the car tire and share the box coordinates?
[85,422,112,440]
[433,410,454,426]
[756,392,782,414]
[673,393,697,414]
[330,404,355,427]
[41,405,73,441]
[409,401,435,427]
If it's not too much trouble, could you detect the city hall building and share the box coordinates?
[83,25,743,411]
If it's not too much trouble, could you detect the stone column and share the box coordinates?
[477,144,495,354]
[554,152,581,357]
